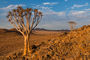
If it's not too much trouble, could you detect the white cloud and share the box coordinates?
[71,3,88,9]
[45,11,66,17]
[85,8,90,11]
[33,5,66,17]
[71,11,86,15]
[0,4,26,16]
[43,2,58,5]
[57,12,66,16]
[64,0,68,2]
[0,4,26,10]
[69,10,90,19]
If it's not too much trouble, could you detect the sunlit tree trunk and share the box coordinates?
[23,35,27,56]
[23,34,31,56]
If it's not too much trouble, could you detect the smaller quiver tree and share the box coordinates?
[7,6,43,56]
[68,21,77,31]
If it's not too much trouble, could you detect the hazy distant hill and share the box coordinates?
[0,29,8,33]
[8,28,17,32]
[0,28,70,33]
[35,28,70,32]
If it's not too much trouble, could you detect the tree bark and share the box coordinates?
[23,34,30,56]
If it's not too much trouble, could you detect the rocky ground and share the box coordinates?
[28,25,90,60]
[0,25,90,60]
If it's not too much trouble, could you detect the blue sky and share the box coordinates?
[0,0,90,30]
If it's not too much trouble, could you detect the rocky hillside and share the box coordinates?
[30,25,90,60]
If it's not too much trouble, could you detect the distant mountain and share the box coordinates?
[35,28,70,32]
[0,29,8,33]
[35,28,47,30]
[8,28,17,32]
[0,28,70,33]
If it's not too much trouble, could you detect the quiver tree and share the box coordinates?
[7,6,43,56]
[68,21,77,31]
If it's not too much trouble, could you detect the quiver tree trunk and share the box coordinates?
[23,34,30,56]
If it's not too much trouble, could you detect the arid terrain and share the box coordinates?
[0,25,90,60]
[0,28,67,59]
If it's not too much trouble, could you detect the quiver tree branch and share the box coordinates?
[7,6,43,56]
